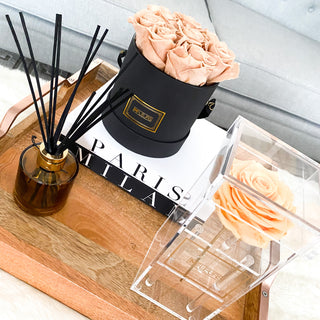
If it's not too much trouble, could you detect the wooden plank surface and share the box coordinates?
[0,61,249,320]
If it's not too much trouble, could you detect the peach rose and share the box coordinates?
[165,44,206,86]
[128,5,240,85]
[165,43,225,86]
[128,6,177,70]
[213,159,295,248]
[176,14,205,47]
[205,31,240,83]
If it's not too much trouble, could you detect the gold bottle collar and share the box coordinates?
[37,143,68,172]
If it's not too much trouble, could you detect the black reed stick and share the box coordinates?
[52,26,109,148]
[47,14,59,151]
[51,14,62,151]
[6,14,48,148]
[48,14,62,153]
[19,12,50,145]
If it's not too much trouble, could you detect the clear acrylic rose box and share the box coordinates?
[131,116,320,320]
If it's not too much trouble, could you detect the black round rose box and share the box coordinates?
[103,37,219,158]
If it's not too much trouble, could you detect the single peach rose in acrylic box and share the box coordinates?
[213,159,295,248]
[128,5,239,86]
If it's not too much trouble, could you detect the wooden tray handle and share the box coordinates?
[244,241,280,319]
[0,58,106,139]
[0,76,66,139]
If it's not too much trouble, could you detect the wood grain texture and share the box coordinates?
[0,60,256,319]
[243,285,262,320]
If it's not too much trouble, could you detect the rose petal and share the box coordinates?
[179,67,211,86]
[148,25,176,62]
[165,46,209,86]
[150,37,175,63]
[176,21,204,46]
[132,23,165,70]
[208,61,240,83]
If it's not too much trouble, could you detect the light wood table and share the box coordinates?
[0,60,263,320]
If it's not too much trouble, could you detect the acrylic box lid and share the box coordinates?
[184,116,320,254]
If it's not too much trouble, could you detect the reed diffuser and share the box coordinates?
[6,13,135,216]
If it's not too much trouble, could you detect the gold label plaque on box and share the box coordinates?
[123,95,166,133]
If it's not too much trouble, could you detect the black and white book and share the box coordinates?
[62,80,226,216]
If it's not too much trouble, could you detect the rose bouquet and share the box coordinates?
[129,5,239,86]
[103,5,240,157]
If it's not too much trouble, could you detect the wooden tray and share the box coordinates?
[0,60,262,320]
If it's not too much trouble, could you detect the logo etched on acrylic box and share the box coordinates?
[123,95,166,133]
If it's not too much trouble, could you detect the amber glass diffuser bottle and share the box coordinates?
[14,143,78,216]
